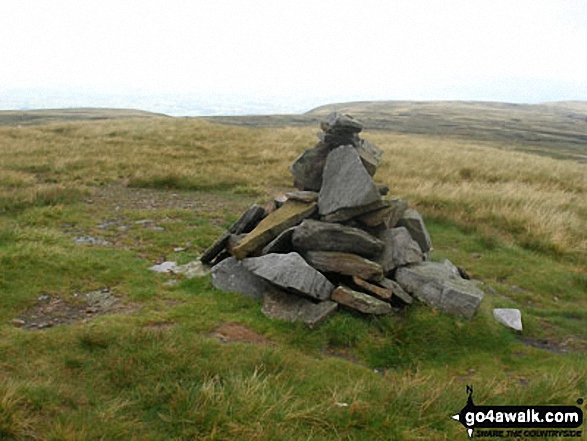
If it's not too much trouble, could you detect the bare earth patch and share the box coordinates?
[209,322,271,345]
[12,288,139,330]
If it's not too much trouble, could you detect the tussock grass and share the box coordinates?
[1,118,585,256]
[0,115,586,439]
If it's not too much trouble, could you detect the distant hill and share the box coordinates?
[0,108,169,126]
[206,100,587,161]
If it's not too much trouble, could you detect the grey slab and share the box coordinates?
[244,252,334,301]
[331,286,392,315]
[395,260,484,318]
[292,219,384,257]
[211,257,278,299]
[318,145,381,216]
[397,208,432,253]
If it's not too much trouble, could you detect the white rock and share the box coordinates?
[493,308,523,331]
[149,261,179,273]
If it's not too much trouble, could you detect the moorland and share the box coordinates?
[0,101,585,440]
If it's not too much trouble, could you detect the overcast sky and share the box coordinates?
[1,0,586,112]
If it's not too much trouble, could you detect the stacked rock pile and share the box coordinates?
[202,113,484,327]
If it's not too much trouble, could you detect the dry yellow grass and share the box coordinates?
[0,117,585,256]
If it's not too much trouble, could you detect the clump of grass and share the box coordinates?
[0,380,38,440]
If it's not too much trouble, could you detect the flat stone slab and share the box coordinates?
[493,308,523,331]
[285,191,319,203]
[395,260,484,319]
[331,286,392,315]
[262,291,337,328]
[201,204,266,264]
[321,112,363,133]
[379,278,413,305]
[244,252,334,301]
[211,257,279,299]
[397,208,432,253]
[321,200,390,223]
[318,145,381,216]
[304,251,384,281]
[232,200,317,259]
[292,219,384,257]
[352,276,392,301]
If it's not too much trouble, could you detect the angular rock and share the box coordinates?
[384,199,409,228]
[318,145,380,216]
[352,276,392,301]
[211,257,277,299]
[375,227,424,273]
[285,191,319,203]
[397,208,432,253]
[321,199,390,223]
[321,131,361,149]
[321,112,363,133]
[493,308,523,331]
[357,205,393,227]
[391,227,424,267]
[244,252,334,301]
[304,251,384,281]
[174,261,211,279]
[356,139,383,176]
[262,291,337,328]
[228,204,266,234]
[261,227,296,254]
[231,200,317,259]
[331,286,392,315]
[292,219,384,257]
[379,278,413,305]
[395,260,484,318]
[200,232,230,265]
[200,204,266,264]
[290,142,330,191]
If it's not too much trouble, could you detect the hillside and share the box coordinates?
[0,111,585,439]
[207,100,587,161]
[0,108,168,126]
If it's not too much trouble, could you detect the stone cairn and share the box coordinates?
[201,113,484,327]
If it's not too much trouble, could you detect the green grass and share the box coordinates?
[0,113,585,439]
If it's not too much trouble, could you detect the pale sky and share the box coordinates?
[1,0,586,112]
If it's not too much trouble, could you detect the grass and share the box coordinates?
[0,110,585,439]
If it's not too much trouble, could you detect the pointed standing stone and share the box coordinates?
[318,145,381,216]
